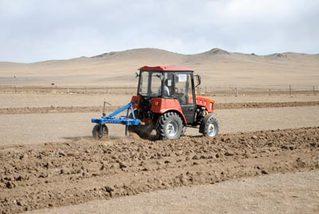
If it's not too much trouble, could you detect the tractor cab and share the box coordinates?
[136,66,198,123]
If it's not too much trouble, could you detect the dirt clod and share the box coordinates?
[103,186,114,193]
[5,182,14,189]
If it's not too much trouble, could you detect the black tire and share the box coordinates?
[127,110,152,139]
[92,124,109,140]
[128,124,153,139]
[156,112,183,140]
[199,113,219,137]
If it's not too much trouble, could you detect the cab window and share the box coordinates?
[173,73,194,105]
[138,71,163,97]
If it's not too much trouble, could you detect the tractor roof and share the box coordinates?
[139,65,193,72]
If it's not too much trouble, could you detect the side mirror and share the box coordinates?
[135,72,140,78]
[195,74,201,87]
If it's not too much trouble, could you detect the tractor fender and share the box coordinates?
[160,109,187,125]
[150,98,187,124]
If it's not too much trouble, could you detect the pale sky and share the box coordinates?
[0,0,318,62]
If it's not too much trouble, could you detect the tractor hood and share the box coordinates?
[196,96,215,113]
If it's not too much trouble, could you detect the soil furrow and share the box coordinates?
[0,127,318,213]
[0,101,319,115]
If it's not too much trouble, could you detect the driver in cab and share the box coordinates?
[163,79,172,96]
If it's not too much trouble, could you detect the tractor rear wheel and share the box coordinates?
[92,124,109,140]
[156,112,183,140]
[199,113,219,137]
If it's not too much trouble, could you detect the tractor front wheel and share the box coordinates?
[199,113,219,137]
[92,124,109,140]
[156,112,183,140]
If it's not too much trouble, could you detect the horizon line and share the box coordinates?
[1,47,318,64]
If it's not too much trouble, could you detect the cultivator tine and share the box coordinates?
[125,106,129,136]
[102,101,106,116]
[125,125,128,136]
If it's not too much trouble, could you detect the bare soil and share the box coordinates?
[1,93,319,109]
[1,101,319,115]
[1,106,319,146]
[0,127,318,213]
[32,170,319,214]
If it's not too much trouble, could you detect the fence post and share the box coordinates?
[289,85,292,97]
[235,87,238,97]
[13,74,17,94]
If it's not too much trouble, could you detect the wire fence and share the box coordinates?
[197,85,318,96]
[0,86,137,95]
[0,85,318,96]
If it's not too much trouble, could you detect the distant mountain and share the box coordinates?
[92,48,181,58]
[200,48,230,55]
[0,48,318,88]
[1,48,317,64]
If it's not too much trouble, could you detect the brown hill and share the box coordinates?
[0,48,318,88]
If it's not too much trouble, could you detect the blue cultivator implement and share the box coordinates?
[91,102,141,139]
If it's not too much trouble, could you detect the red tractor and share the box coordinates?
[129,65,219,140]
[92,65,219,140]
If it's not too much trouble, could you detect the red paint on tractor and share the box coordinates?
[196,96,215,113]
[131,95,142,109]
[150,98,187,124]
